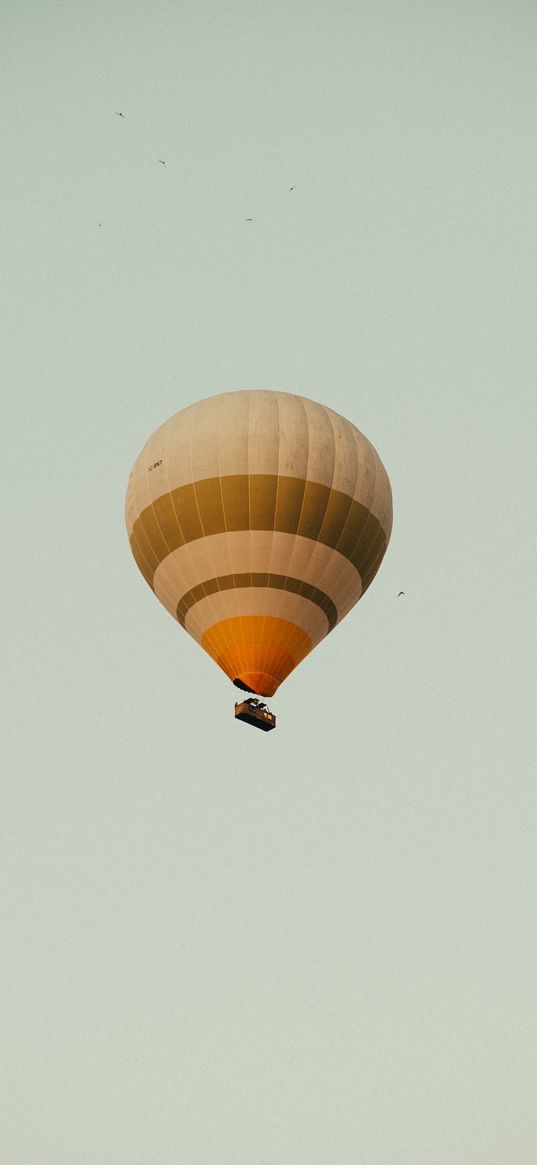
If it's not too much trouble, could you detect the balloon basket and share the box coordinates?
[234,699,276,732]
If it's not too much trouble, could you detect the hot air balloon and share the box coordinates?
[125,390,392,729]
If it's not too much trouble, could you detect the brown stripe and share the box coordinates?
[176,574,338,631]
[130,474,389,594]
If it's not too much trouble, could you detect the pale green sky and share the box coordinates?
[3,1,537,1162]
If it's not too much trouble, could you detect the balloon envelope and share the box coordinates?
[125,390,392,696]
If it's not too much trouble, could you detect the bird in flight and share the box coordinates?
[246,217,253,221]
[115,111,125,118]
[289,185,295,191]
[398,591,405,597]
[97,222,102,228]
[158,159,166,165]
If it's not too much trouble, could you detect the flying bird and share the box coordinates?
[289,185,295,191]
[246,217,253,221]
[115,111,125,118]
[158,159,166,165]
[398,591,405,596]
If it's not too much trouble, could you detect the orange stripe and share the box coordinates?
[201,615,313,697]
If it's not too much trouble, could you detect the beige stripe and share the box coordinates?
[126,390,391,533]
[151,531,363,623]
[130,475,388,594]
[184,586,332,644]
[179,574,337,631]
